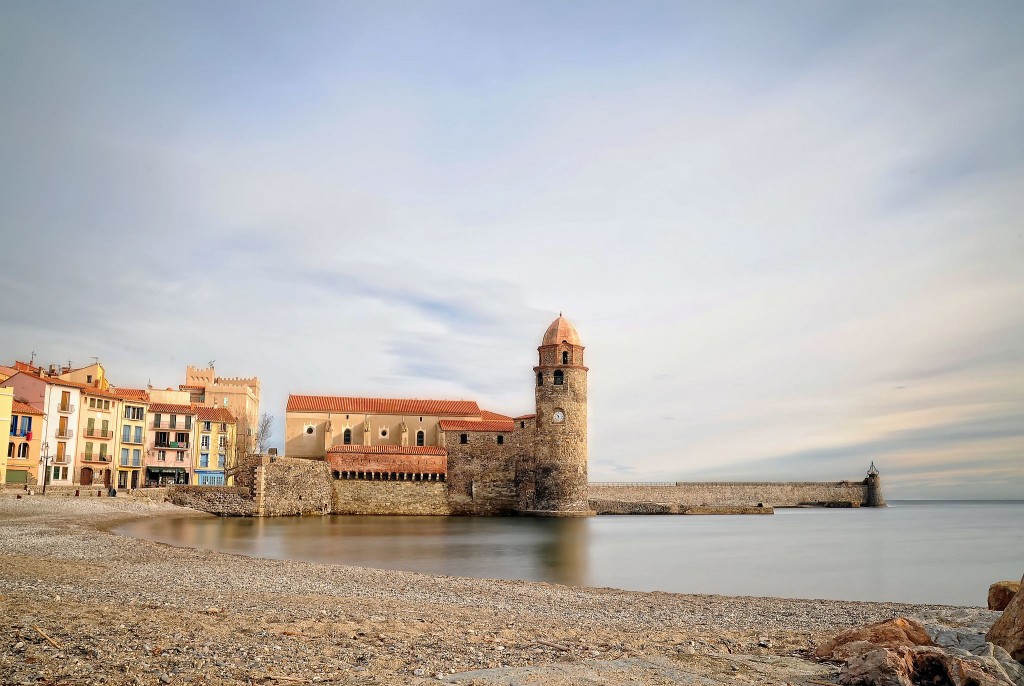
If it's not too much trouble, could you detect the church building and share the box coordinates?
[284,315,592,515]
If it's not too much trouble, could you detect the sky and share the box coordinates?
[1,1,1022,499]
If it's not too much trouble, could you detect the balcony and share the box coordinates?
[119,457,142,468]
[84,428,113,439]
[58,403,75,414]
[51,453,69,464]
[154,441,190,451]
[153,421,192,431]
[9,429,29,437]
[55,428,74,439]
[80,452,111,463]
[121,435,145,445]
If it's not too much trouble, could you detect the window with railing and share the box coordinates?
[132,449,141,467]
[120,448,129,467]
[200,453,209,468]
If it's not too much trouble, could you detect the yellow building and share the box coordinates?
[6,395,43,485]
[58,363,119,487]
[112,388,149,490]
[182,366,260,455]
[195,407,237,485]
[0,387,12,484]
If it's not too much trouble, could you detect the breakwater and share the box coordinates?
[159,455,885,516]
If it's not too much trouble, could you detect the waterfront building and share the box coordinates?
[283,315,592,516]
[5,396,44,485]
[181,366,260,454]
[0,387,11,484]
[1,368,86,486]
[194,406,237,485]
[145,402,196,486]
[113,387,149,490]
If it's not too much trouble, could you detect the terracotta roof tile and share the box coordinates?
[12,400,43,416]
[514,414,536,420]
[148,403,196,414]
[113,387,150,401]
[287,395,480,416]
[438,419,515,432]
[179,384,205,390]
[327,445,447,456]
[196,406,236,422]
[480,410,513,421]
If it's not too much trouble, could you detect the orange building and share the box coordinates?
[6,397,43,484]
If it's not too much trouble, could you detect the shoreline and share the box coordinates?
[0,497,999,685]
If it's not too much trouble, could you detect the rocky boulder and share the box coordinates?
[841,646,1015,686]
[990,582,1023,612]
[816,618,934,660]
[987,574,1024,662]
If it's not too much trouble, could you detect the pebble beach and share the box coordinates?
[0,496,1000,685]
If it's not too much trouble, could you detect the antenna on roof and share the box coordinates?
[91,356,99,366]
[30,351,36,365]
[208,360,216,369]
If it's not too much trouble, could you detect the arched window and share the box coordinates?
[416,430,425,446]
[553,370,564,385]
[18,443,29,458]
[562,351,569,364]
[343,428,352,445]
[537,372,543,386]
[459,433,468,444]
[6,442,12,458]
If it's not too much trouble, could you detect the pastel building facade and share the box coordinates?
[194,406,237,486]
[113,388,150,490]
[5,397,42,484]
[145,402,196,486]
[1,371,85,486]
[0,387,11,484]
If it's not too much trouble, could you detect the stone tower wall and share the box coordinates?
[533,342,589,513]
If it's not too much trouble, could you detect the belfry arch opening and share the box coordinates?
[343,428,352,445]
[562,350,569,364]
[553,370,564,385]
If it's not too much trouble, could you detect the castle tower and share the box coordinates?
[530,314,593,516]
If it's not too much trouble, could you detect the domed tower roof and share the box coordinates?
[541,314,581,346]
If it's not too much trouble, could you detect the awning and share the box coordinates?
[146,467,188,475]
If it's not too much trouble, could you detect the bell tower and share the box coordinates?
[530,314,592,516]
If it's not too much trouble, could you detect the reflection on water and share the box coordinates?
[150,515,590,586]
[118,501,1024,606]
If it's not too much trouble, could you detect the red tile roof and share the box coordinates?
[287,395,480,416]
[327,445,447,456]
[80,386,118,399]
[149,403,196,414]
[197,406,236,422]
[113,387,150,401]
[481,410,513,421]
[438,419,515,432]
[514,414,536,420]
[179,384,205,390]
[12,400,43,416]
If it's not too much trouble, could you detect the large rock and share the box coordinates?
[990,581,1023,612]
[841,646,1014,686]
[987,574,1024,662]
[817,618,934,660]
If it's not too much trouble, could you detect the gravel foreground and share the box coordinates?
[0,497,999,686]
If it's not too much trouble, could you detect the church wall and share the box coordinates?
[285,411,463,458]
[443,429,520,515]
[332,480,451,515]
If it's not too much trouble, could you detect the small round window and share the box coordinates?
[305,426,314,435]
[380,428,388,438]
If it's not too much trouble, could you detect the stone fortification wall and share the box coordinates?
[444,430,521,515]
[332,480,451,515]
[168,486,255,516]
[257,456,334,516]
[588,480,871,507]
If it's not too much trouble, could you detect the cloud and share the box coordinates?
[1,2,1022,498]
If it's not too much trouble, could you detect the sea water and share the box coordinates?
[117,500,1024,606]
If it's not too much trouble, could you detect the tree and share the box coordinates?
[256,412,273,454]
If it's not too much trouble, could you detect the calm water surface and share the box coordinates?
[117,501,1024,606]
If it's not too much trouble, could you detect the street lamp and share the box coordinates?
[41,441,50,494]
